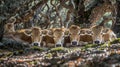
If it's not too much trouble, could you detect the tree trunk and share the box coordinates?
[112,1,120,37]
[0,21,5,41]
[74,0,85,24]
[74,0,94,25]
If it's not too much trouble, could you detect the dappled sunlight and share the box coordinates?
[0,0,120,67]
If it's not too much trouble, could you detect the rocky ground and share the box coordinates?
[0,38,120,67]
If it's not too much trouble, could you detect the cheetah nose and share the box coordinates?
[94,40,100,44]
[72,41,77,45]
[33,43,39,46]
[56,44,62,47]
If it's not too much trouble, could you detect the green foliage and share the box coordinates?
[81,44,98,51]
[45,53,52,58]
[31,46,45,51]
[29,60,38,65]
[0,52,13,58]
[99,43,110,50]
[6,52,13,57]
[51,47,63,50]
[50,47,65,52]
[110,38,120,44]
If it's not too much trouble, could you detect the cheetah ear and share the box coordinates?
[61,28,66,33]
[25,29,32,34]
[64,29,69,34]
[52,28,56,32]
[41,30,44,34]
[77,26,81,30]
[78,26,81,30]
[90,25,96,30]
[42,29,49,34]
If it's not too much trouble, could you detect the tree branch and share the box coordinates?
[51,0,63,27]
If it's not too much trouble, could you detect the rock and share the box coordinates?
[1,38,30,51]
[0,42,4,49]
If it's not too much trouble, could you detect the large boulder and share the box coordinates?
[1,38,30,51]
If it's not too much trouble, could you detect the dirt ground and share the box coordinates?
[0,39,120,67]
